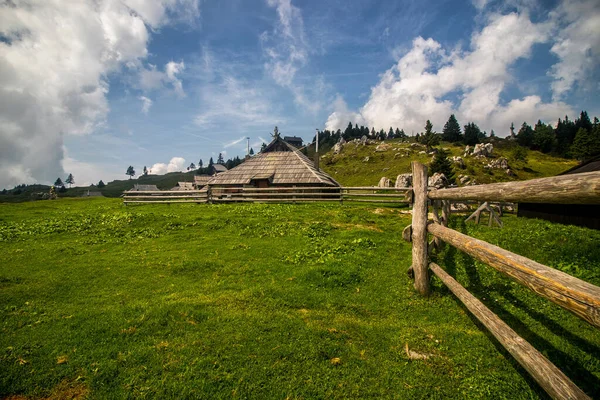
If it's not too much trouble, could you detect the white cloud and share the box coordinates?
[0,0,198,189]
[61,149,124,187]
[548,0,600,99]
[149,157,186,175]
[139,96,153,114]
[325,12,574,136]
[325,95,366,131]
[262,0,327,113]
[224,136,248,148]
[139,61,186,97]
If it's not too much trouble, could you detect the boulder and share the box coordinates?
[363,156,370,162]
[360,135,368,145]
[451,156,465,168]
[428,173,449,189]
[458,175,470,185]
[484,157,509,169]
[472,143,493,157]
[333,142,343,154]
[463,145,471,157]
[395,173,412,188]
[378,177,391,187]
[375,143,391,152]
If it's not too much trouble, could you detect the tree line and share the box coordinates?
[313,110,599,162]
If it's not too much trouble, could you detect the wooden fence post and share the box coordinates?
[411,161,429,295]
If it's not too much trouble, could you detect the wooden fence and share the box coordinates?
[123,186,411,205]
[406,161,600,400]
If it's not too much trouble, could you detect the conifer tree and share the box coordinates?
[421,120,440,151]
[442,114,462,142]
[429,149,455,184]
[571,126,600,161]
[463,122,481,146]
[65,173,75,188]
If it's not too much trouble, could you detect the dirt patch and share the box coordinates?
[332,223,383,232]
[4,380,89,400]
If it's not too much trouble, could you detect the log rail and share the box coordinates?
[407,162,599,400]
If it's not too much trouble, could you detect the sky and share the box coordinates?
[1,0,599,189]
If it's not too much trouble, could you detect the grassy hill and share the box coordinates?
[317,138,578,187]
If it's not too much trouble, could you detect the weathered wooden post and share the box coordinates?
[411,161,429,295]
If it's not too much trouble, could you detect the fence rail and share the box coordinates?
[407,161,599,400]
[123,186,411,204]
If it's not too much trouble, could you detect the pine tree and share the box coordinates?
[463,122,481,146]
[143,166,148,176]
[575,111,592,134]
[188,163,195,171]
[388,127,394,139]
[442,114,462,142]
[54,177,63,187]
[370,127,376,138]
[429,149,455,184]
[260,142,267,152]
[421,120,440,151]
[516,122,534,148]
[65,173,75,188]
[199,159,203,169]
[249,148,254,155]
[208,157,214,170]
[126,166,135,179]
[217,153,224,164]
[97,180,105,188]
[533,120,556,153]
[570,126,600,161]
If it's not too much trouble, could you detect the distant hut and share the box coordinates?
[283,136,303,149]
[82,190,103,197]
[130,184,160,192]
[209,164,228,175]
[517,155,600,229]
[208,133,339,189]
[194,175,211,189]
[173,182,194,191]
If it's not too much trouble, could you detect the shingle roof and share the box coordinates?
[208,137,338,186]
[212,164,228,173]
[131,184,159,191]
[194,175,211,187]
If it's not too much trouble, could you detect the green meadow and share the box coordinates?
[1,198,599,399]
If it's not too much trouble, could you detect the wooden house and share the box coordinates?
[209,164,228,175]
[518,155,600,229]
[283,136,303,149]
[207,135,339,189]
[194,175,211,189]
[170,182,195,191]
[131,184,159,192]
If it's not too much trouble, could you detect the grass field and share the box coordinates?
[1,198,599,399]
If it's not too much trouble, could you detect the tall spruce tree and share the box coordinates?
[442,114,462,142]
[429,149,456,184]
[517,122,534,148]
[65,173,75,188]
[54,177,63,187]
[217,153,224,164]
[463,122,481,146]
[571,126,600,161]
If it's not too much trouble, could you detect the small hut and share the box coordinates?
[131,184,159,192]
[209,164,228,175]
[283,136,303,148]
[518,155,600,229]
[208,133,339,189]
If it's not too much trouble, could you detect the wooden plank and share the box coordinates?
[341,193,409,198]
[124,190,206,194]
[429,262,591,400]
[428,171,600,204]
[427,223,600,329]
[411,162,429,295]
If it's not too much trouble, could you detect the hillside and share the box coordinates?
[317,138,578,187]
[0,171,198,202]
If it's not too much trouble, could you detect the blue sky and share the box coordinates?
[1,0,599,188]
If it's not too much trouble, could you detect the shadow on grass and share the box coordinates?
[431,219,599,398]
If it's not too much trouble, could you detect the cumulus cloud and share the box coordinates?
[325,95,366,131]
[326,11,575,136]
[0,0,197,189]
[139,96,153,114]
[149,157,186,175]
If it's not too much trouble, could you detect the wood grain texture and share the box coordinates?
[428,171,600,204]
[429,262,591,400]
[427,223,600,329]
[411,162,429,295]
